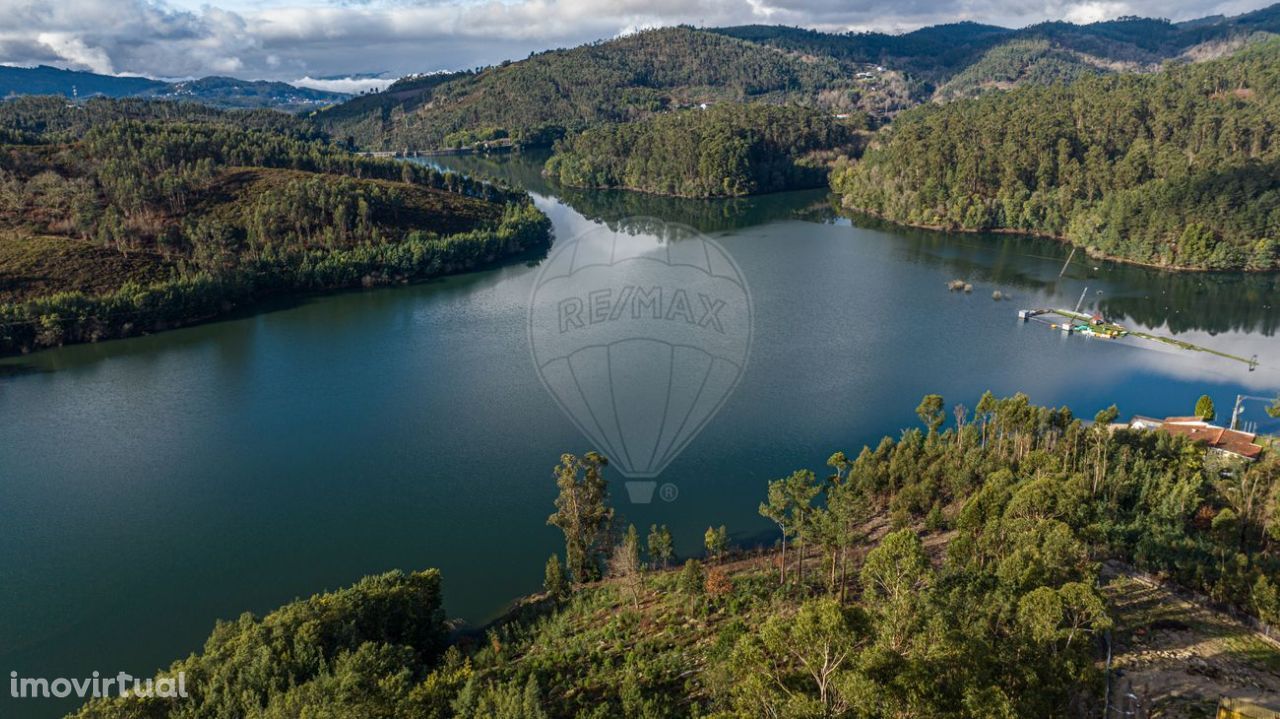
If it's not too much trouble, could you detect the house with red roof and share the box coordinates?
[1129,416,1264,461]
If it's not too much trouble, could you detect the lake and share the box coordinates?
[2,152,1278,717]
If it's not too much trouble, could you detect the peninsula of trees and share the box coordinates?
[831,40,1280,271]
[0,98,550,354]
[544,104,867,198]
[69,393,1280,718]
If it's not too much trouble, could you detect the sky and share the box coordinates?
[0,0,1274,90]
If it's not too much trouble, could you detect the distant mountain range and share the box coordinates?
[0,65,350,111]
[311,3,1280,150]
[7,4,1280,137]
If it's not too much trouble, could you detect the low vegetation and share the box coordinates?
[69,393,1280,718]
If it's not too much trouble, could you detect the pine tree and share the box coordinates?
[703,525,728,564]
[647,524,674,569]
[543,554,568,599]
[1195,394,1216,422]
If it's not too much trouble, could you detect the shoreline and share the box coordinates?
[838,205,1278,275]
[0,221,552,359]
[544,174,831,200]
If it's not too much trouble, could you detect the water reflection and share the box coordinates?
[430,152,1280,338]
[1094,271,1280,337]
[419,152,836,234]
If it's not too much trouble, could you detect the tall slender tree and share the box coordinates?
[547,452,613,583]
[647,524,674,569]
[704,525,728,564]
[611,524,644,609]
[759,469,820,587]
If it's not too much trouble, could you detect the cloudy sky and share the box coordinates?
[1,0,1273,89]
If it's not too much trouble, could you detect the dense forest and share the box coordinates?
[311,27,909,152]
[544,104,867,198]
[68,393,1280,718]
[0,98,550,354]
[832,40,1280,270]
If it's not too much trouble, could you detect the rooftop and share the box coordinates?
[1132,416,1264,460]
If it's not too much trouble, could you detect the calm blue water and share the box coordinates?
[1,154,1277,717]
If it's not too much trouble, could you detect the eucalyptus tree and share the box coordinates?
[760,469,820,588]
[547,451,614,583]
[647,524,675,569]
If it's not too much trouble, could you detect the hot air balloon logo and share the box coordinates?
[528,219,752,499]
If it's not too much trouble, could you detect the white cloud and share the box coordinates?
[1063,1,1134,23]
[0,0,1274,81]
[35,31,116,74]
[291,75,395,93]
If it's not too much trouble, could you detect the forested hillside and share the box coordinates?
[832,40,1280,270]
[933,39,1115,100]
[544,104,867,197]
[310,27,909,152]
[0,65,166,98]
[0,96,324,145]
[68,393,1280,718]
[0,98,549,354]
[308,6,1280,157]
[715,4,1280,92]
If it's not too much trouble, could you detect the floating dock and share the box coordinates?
[1018,308,1260,370]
